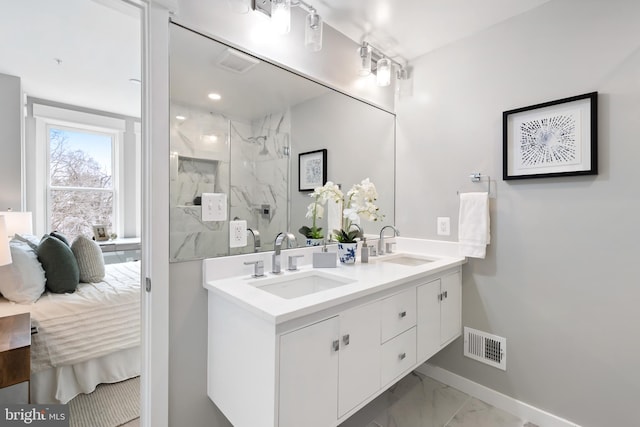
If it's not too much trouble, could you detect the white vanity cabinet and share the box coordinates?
[206,265,462,427]
[279,301,381,427]
[417,270,462,361]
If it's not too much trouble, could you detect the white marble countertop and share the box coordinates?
[203,238,465,325]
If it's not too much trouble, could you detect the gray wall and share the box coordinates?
[396,1,640,426]
[168,260,231,427]
[0,73,23,211]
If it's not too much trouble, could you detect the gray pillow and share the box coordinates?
[71,235,105,283]
[37,235,80,293]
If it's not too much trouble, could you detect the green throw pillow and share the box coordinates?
[37,235,80,293]
[49,231,70,246]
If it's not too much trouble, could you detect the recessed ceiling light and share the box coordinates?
[208,93,222,101]
[129,78,142,84]
[175,115,186,121]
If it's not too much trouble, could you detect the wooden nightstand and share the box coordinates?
[0,313,31,403]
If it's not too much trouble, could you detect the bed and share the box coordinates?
[0,261,141,404]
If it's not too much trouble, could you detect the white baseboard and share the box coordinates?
[415,363,581,427]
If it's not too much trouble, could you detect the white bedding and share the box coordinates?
[0,261,141,372]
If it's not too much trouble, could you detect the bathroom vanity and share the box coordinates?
[203,238,465,427]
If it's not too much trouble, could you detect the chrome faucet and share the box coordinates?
[272,232,297,274]
[247,228,261,253]
[378,225,400,255]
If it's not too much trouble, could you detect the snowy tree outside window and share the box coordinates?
[48,127,115,240]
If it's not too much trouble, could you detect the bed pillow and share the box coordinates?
[37,235,80,293]
[71,235,105,283]
[0,242,46,304]
[12,233,40,251]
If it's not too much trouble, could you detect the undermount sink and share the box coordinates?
[249,271,355,299]
[377,254,436,267]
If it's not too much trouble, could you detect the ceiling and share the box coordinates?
[0,0,551,117]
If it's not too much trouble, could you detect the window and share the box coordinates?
[47,126,117,240]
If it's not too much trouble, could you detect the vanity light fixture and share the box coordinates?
[376,56,391,87]
[208,93,222,101]
[271,0,291,34]
[304,7,322,52]
[358,41,409,90]
[250,0,323,51]
[357,42,372,76]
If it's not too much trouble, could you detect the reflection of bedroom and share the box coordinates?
[0,0,142,425]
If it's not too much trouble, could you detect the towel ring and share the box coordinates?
[457,173,491,196]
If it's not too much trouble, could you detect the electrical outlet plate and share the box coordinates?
[437,217,450,236]
[229,220,247,248]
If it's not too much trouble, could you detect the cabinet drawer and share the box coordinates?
[380,327,416,387]
[380,288,416,343]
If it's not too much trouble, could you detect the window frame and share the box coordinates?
[29,103,127,238]
[45,123,120,238]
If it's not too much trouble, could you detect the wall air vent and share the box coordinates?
[216,48,260,74]
[463,327,506,370]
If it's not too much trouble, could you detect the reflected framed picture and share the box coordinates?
[92,225,109,241]
[298,149,327,192]
[503,92,597,180]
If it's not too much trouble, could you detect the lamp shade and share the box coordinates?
[272,0,291,34]
[0,216,12,266]
[305,9,323,52]
[0,211,33,237]
[376,57,391,87]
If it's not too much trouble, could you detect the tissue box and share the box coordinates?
[312,251,337,268]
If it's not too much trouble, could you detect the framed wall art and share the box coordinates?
[298,149,327,191]
[503,92,597,180]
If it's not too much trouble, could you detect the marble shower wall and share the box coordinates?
[229,112,290,255]
[169,102,290,261]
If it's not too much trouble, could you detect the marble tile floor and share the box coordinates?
[339,371,539,427]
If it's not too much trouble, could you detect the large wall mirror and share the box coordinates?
[169,23,395,262]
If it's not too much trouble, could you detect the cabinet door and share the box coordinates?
[279,316,339,427]
[338,301,381,417]
[440,271,462,345]
[416,279,441,362]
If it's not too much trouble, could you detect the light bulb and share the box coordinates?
[272,0,291,35]
[358,42,372,76]
[305,9,323,52]
[376,57,391,87]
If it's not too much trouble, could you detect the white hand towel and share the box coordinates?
[458,192,490,259]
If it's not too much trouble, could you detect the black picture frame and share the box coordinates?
[298,149,327,192]
[503,92,597,180]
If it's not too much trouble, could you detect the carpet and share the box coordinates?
[68,377,140,427]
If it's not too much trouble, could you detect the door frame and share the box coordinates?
[125,0,171,426]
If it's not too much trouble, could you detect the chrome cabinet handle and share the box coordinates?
[399,310,407,318]
[332,340,340,352]
[398,352,406,360]
[342,334,350,346]
[444,290,448,299]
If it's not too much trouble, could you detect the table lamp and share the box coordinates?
[0,211,33,237]
[0,216,12,266]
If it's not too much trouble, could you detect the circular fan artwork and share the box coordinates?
[519,114,577,167]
